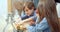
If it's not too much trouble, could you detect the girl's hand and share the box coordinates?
[36,9,40,17]
[29,20,35,26]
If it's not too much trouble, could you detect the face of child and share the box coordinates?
[24,7,34,16]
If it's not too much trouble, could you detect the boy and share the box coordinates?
[21,2,36,26]
[14,2,37,32]
[20,2,37,32]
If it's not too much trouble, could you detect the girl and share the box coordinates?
[36,0,59,32]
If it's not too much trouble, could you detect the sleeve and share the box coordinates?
[30,16,37,22]
[26,26,36,32]
[36,17,49,30]
[20,15,27,20]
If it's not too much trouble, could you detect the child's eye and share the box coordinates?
[25,10,28,12]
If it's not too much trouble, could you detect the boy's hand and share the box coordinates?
[13,22,27,30]
[13,22,20,30]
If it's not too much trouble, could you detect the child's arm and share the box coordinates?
[19,16,36,24]
[13,16,36,30]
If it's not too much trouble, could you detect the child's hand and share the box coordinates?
[29,20,35,26]
[13,23,19,30]
[36,9,40,17]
